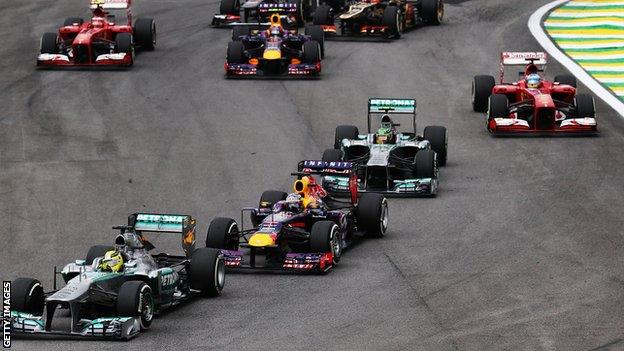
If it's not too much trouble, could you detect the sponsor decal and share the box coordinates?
[3,281,10,348]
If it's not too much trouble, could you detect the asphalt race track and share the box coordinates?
[2,0,624,350]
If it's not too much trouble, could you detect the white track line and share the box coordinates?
[528,0,624,117]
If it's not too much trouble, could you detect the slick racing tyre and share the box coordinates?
[63,17,83,26]
[322,148,343,162]
[11,278,45,316]
[487,94,509,119]
[334,125,359,149]
[423,126,447,166]
[303,40,321,64]
[115,33,134,55]
[134,18,156,50]
[382,6,401,39]
[415,149,437,179]
[232,26,250,41]
[420,0,443,25]
[190,248,225,297]
[288,0,306,26]
[40,33,59,54]
[574,94,595,118]
[313,4,333,25]
[555,74,577,88]
[357,193,388,238]
[305,25,325,58]
[472,75,495,112]
[117,281,154,330]
[206,217,239,250]
[220,0,240,15]
[85,245,114,265]
[310,220,342,264]
[227,41,246,64]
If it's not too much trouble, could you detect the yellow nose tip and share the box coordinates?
[248,233,275,247]
[263,50,281,60]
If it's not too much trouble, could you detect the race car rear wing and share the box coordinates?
[127,213,196,257]
[256,2,298,13]
[500,52,547,83]
[90,0,131,9]
[367,98,417,135]
[298,160,358,204]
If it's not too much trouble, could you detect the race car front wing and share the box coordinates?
[221,250,333,273]
[7,311,140,340]
[322,175,438,197]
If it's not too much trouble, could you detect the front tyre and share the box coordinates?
[472,75,495,112]
[40,33,59,54]
[206,217,239,250]
[10,278,45,316]
[382,6,401,39]
[310,220,342,265]
[574,94,595,118]
[117,281,154,330]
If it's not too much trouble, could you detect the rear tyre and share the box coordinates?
[420,0,443,25]
[334,125,359,149]
[190,248,225,297]
[415,149,436,179]
[357,193,388,238]
[555,74,577,88]
[382,6,401,39]
[220,0,240,15]
[116,281,154,330]
[305,25,325,58]
[133,18,156,50]
[206,217,239,250]
[115,33,134,55]
[63,17,83,26]
[40,33,59,54]
[85,245,114,265]
[303,40,321,64]
[288,0,305,26]
[472,75,495,112]
[10,278,45,316]
[313,4,333,25]
[575,94,595,118]
[226,41,245,64]
[487,94,509,119]
[310,221,341,264]
[322,148,343,162]
[423,126,447,166]
[232,26,250,41]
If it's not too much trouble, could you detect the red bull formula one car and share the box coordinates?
[472,52,597,135]
[37,0,156,68]
[225,9,324,78]
[205,162,388,274]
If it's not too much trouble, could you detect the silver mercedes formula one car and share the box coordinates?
[6,213,225,340]
[321,98,447,197]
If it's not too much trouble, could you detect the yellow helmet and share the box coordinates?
[99,250,124,273]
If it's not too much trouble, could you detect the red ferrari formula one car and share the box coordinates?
[37,0,156,68]
[472,52,597,135]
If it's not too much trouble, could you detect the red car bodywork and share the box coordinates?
[37,1,137,67]
[487,53,597,134]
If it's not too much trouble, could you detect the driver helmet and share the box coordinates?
[92,16,105,28]
[285,193,303,213]
[99,250,124,272]
[269,25,282,37]
[375,115,394,144]
[526,73,541,89]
